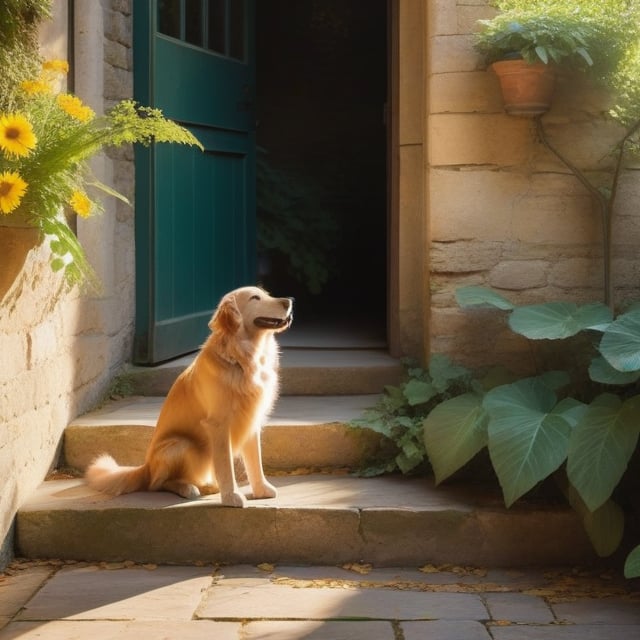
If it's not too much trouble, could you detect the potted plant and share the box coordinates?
[474,10,598,115]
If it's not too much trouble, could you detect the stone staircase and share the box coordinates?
[15,338,598,568]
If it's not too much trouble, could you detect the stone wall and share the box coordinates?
[427,0,640,371]
[0,0,135,568]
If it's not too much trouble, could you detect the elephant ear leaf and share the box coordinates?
[599,308,640,372]
[624,545,640,578]
[455,286,514,310]
[508,302,611,340]
[423,393,488,485]
[484,377,571,507]
[567,393,640,512]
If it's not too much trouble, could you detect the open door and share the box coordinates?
[133,0,256,364]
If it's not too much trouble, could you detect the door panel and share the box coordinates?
[133,0,256,364]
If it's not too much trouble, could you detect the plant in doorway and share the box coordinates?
[257,148,339,295]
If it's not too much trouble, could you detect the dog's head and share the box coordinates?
[209,286,293,338]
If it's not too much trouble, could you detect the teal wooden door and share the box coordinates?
[133,0,256,364]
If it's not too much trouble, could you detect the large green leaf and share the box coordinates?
[567,393,640,511]
[624,545,640,578]
[484,378,571,507]
[589,356,640,385]
[455,286,514,310]
[566,482,624,557]
[599,308,640,372]
[508,302,612,340]
[583,500,625,558]
[423,393,488,484]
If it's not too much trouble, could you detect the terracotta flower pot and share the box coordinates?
[0,215,41,300]
[491,59,556,116]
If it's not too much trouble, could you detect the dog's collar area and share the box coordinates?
[215,351,240,368]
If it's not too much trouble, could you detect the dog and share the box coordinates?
[85,286,293,507]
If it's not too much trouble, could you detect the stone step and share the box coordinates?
[64,395,385,473]
[16,474,597,568]
[122,348,404,396]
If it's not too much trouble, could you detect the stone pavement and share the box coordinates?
[1,560,639,639]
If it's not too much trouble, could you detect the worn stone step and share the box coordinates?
[64,395,385,473]
[16,475,596,568]
[122,349,404,396]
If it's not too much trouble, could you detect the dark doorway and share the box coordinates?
[256,0,388,346]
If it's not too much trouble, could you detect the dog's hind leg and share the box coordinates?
[147,438,201,500]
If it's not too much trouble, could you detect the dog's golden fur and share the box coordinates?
[85,286,293,506]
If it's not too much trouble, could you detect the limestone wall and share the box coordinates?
[0,0,135,567]
[427,0,640,371]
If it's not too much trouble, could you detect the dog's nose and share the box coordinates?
[281,297,294,312]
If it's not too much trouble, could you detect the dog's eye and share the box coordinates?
[249,295,260,301]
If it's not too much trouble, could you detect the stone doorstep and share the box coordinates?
[16,474,597,568]
[124,348,404,396]
[64,395,385,472]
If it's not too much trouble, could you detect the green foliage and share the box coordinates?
[257,150,339,295]
[624,544,640,578]
[474,11,598,67]
[0,0,50,112]
[436,285,640,568]
[350,355,473,476]
[0,57,202,288]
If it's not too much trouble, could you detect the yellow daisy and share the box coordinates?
[20,79,51,95]
[69,191,92,218]
[0,113,37,158]
[56,94,95,123]
[0,171,28,214]
[42,59,69,74]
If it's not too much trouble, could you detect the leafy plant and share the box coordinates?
[474,11,598,67]
[257,149,339,295]
[423,286,640,574]
[350,355,474,476]
[0,59,202,288]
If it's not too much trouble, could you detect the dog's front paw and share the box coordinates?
[221,491,247,508]
[251,481,277,500]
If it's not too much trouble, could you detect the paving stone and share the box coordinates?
[197,581,488,621]
[15,566,212,621]
[403,620,492,640]
[0,620,239,640]
[484,592,554,624]
[242,620,396,640]
[490,625,640,640]
[552,597,640,625]
[0,567,53,618]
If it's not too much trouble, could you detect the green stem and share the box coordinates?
[535,117,612,308]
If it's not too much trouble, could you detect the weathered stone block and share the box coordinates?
[430,35,478,74]
[430,71,503,114]
[489,260,549,290]
[429,114,531,166]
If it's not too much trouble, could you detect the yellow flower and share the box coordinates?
[56,94,95,122]
[20,79,51,95]
[0,113,37,157]
[69,191,92,218]
[42,59,69,74]
[0,171,28,214]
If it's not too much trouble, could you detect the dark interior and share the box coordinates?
[256,0,388,341]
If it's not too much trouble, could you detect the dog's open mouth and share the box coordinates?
[254,314,292,330]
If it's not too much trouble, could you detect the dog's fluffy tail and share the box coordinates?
[85,454,149,496]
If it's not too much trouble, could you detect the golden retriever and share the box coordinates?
[85,286,293,507]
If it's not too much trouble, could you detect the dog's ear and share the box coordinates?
[210,294,241,335]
